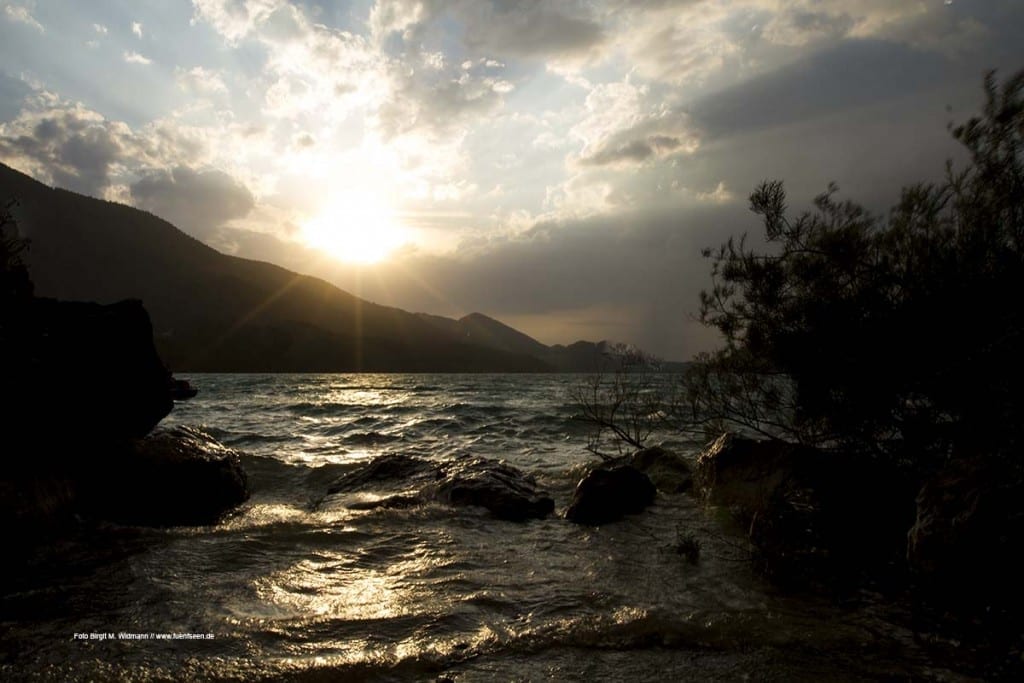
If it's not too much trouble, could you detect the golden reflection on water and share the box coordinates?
[256,559,412,621]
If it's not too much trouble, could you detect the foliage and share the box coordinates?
[1,199,33,304]
[685,69,1024,460]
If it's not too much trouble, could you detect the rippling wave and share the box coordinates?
[2,374,967,681]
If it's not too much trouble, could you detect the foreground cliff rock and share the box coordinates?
[321,453,554,521]
[2,297,249,534]
[5,298,173,444]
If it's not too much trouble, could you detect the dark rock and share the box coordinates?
[908,455,1024,623]
[631,446,692,493]
[694,433,803,519]
[81,426,249,527]
[698,433,913,589]
[565,466,656,525]
[323,454,554,521]
[429,458,555,521]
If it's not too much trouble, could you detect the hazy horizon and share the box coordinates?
[2,1,1022,358]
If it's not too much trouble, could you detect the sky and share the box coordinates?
[1,1,1021,359]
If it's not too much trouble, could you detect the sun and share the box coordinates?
[301,190,406,264]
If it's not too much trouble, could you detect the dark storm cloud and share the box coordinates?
[131,167,255,238]
[689,39,952,138]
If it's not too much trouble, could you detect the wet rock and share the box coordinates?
[694,433,803,519]
[429,457,555,521]
[631,446,692,493]
[323,454,554,521]
[326,454,437,495]
[565,466,656,525]
[698,433,913,589]
[82,426,250,527]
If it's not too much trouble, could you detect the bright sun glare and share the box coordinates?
[301,191,406,264]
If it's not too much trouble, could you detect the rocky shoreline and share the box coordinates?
[4,294,1021,678]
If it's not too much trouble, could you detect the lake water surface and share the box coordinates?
[3,374,972,681]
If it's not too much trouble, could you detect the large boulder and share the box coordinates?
[698,433,913,589]
[908,455,1024,623]
[630,446,693,493]
[322,454,554,522]
[81,426,250,527]
[694,433,803,519]
[565,466,656,525]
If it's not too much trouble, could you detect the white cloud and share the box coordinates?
[4,4,43,32]
[191,0,286,44]
[93,23,108,34]
[132,21,143,38]
[123,51,153,65]
[175,66,228,95]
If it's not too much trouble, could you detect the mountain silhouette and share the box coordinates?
[1,162,655,372]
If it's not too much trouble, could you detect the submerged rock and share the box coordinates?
[322,454,554,522]
[430,457,555,522]
[565,466,656,525]
[82,426,250,527]
[326,454,437,495]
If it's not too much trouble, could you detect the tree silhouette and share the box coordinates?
[682,69,1024,464]
[0,199,33,304]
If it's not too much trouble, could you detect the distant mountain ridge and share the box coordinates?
[1,162,674,372]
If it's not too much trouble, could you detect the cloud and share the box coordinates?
[132,21,143,38]
[0,101,123,196]
[578,123,697,167]
[372,0,605,60]
[93,23,107,34]
[4,4,43,32]
[0,89,218,198]
[457,0,605,59]
[175,66,228,95]
[123,51,153,65]
[131,166,255,238]
[689,39,950,137]
[375,55,513,140]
